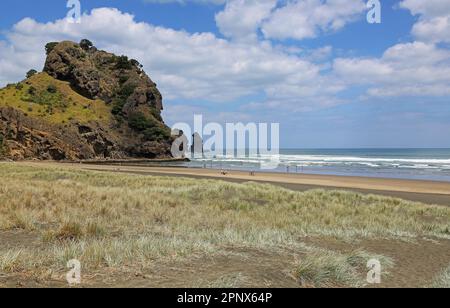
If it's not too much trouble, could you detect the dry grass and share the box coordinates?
[431,265,450,288]
[192,273,248,288]
[295,249,393,288]
[0,163,449,287]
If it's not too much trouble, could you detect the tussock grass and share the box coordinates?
[431,265,450,288]
[0,250,24,272]
[295,249,393,288]
[0,163,449,285]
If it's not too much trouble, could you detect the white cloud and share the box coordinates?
[411,15,450,43]
[215,0,277,41]
[1,3,450,122]
[400,0,450,43]
[399,0,450,18]
[143,0,226,4]
[262,0,366,40]
[0,7,340,112]
[214,0,367,41]
[334,42,450,97]
[328,0,450,98]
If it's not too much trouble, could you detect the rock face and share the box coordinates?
[44,41,163,111]
[0,40,173,161]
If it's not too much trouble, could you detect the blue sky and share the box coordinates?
[0,0,449,148]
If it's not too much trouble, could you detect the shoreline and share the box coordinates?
[17,161,450,206]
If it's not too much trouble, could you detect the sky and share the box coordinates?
[0,0,449,148]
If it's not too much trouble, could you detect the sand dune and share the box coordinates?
[20,162,450,205]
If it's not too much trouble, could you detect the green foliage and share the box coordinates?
[27,86,36,96]
[15,83,24,91]
[111,98,126,116]
[26,69,38,79]
[128,112,169,141]
[149,107,163,122]
[0,133,5,156]
[118,74,130,85]
[115,55,133,70]
[143,126,170,142]
[45,42,58,55]
[128,112,154,131]
[118,83,137,98]
[22,85,66,111]
[80,39,94,50]
[111,83,137,117]
[47,84,57,93]
[130,59,143,69]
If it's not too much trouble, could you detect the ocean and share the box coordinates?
[176,149,450,182]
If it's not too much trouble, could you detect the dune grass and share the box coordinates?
[295,249,393,288]
[431,265,450,288]
[0,163,449,286]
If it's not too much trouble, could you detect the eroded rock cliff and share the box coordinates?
[0,40,172,160]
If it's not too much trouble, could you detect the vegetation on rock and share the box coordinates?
[26,69,37,79]
[45,42,58,55]
[79,39,93,51]
[0,39,172,160]
[0,133,6,157]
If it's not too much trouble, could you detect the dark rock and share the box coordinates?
[44,41,163,111]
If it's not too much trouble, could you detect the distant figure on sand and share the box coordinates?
[221,169,228,176]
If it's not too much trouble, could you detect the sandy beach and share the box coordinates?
[21,161,450,206]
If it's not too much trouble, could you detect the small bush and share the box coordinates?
[130,59,143,69]
[45,42,58,55]
[47,84,57,93]
[52,222,84,241]
[143,126,170,142]
[128,112,156,131]
[119,75,130,85]
[28,86,37,96]
[26,69,38,79]
[111,83,137,117]
[115,55,132,70]
[118,83,137,98]
[150,107,163,122]
[80,39,94,50]
[112,99,126,116]
[128,112,169,141]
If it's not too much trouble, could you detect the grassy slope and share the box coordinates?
[0,73,111,125]
[0,163,449,287]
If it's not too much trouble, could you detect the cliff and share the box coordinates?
[0,40,172,160]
